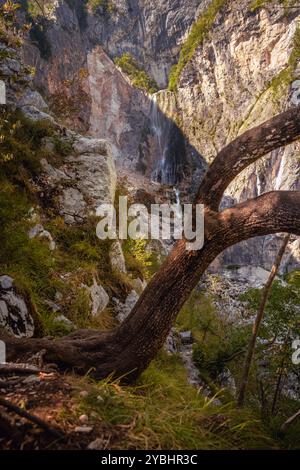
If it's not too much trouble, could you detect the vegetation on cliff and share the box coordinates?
[1,0,300,452]
[168,0,228,91]
[250,0,299,12]
[86,0,116,14]
[114,53,158,94]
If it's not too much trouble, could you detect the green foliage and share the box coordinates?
[122,238,159,280]
[46,217,134,301]
[0,110,54,181]
[177,289,249,379]
[114,53,158,94]
[250,0,298,12]
[267,26,300,101]
[86,0,116,14]
[0,1,24,48]
[27,0,56,19]
[168,0,228,91]
[250,0,268,9]
[52,135,73,157]
[238,276,300,424]
[286,269,300,289]
[193,326,250,378]
[0,109,120,335]
[18,0,52,59]
[176,289,217,341]
[0,184,56,333]
[269,396,300,448]
[239,279,300,339]
[68,287,92,328]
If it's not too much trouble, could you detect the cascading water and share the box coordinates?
[150,93,186,185]
[275,153,286,190]
[174,187,181,206]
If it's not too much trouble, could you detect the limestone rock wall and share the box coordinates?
[173,1,300,270]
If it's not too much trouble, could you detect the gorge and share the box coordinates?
[1,0,300,451]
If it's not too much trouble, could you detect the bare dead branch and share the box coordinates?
[0,396,65,441]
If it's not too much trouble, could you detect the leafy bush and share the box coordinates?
[0,110,54,181]
[86,0,116,14]
[0,1,24,48]
[115,53,158,94]
[239,279,300,339]
[16,0,52,59]
[122,238,159,280]
[52,135,73,156]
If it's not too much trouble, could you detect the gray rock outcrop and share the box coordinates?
[0,276,34,338]
[88,279,110,317]
[28,224,56,251]
[109,240,127,274]
[39,134,117,224]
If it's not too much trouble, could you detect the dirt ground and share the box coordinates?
[0,368,125,450]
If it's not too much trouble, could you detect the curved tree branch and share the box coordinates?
[196,105,300,210]
[119,191,300,338]
[3,191,300,380]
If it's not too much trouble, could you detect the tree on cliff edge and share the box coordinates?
[2,105,300,382]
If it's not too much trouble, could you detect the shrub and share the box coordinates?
[86,0,116,15]
[122,238,159,280]
[115,53,158,94]
[0,111,54,181]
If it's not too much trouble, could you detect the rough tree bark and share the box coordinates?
[237,234,291,407]
[2,105,300,382]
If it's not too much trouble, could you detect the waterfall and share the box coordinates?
[174,187,180,206]
[275,153,286,190]
[256,173,262,196]
[149,93,186,185]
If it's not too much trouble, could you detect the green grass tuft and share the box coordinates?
[75,351,275,450]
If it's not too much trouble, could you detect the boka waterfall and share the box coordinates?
[149,92,186,186]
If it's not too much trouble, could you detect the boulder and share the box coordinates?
[132,278,147,294]
[179,331,193,345]
[113,290,139,323]
[165,328,180,354]
[21,106,55,123]
[73,136,108,156]
[28,224,56,251]
[0,275,34,338]
[53,315,75,330]
[89,280,109,317]
[40,134,117,225]
[19,89,49,112]
[109,240,127,274]
[59,188,87,225]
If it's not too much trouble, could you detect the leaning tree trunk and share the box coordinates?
[237,234,290,407]
[2,106,300,382]
[271,330,290,414]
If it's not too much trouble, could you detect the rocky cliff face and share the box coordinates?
[20,0,202,174]
[18,0,300,270]
[175,1,300,193]
[23,0,201,88]
[170,0,300,270]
